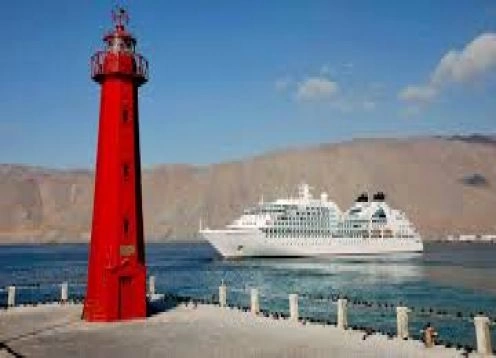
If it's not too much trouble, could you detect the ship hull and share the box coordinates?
[201,229,424,258]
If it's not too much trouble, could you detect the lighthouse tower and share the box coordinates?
[83,8,148,321]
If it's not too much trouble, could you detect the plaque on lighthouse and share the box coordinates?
[83,8,148,322]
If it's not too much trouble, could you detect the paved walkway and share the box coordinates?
[0,304,465,357]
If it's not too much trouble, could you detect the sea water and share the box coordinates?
[0,242,495,349]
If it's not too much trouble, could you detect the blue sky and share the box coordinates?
[1,1,496,168]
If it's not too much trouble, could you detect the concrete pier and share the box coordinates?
[396,307,410,339]
[60,282,68,303]
[219,282,227,307]
[0,304,460,358]
[474,315,493,355]
[7,286,15,307]
[289,294,299,321]
[337,298,348,330]
[149,276,156,295]
[250,288,259,315]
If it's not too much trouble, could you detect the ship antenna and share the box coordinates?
[199,217,203,231]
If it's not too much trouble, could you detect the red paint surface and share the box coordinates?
[83,10,148,322]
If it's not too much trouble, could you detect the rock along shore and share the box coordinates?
[0,303,470,358]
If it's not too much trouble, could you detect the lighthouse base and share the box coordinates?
[83,265,146,322]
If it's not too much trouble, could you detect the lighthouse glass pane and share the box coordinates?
[109,37,133,53]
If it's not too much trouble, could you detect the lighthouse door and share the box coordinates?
[118,276,133,319]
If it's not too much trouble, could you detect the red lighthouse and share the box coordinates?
[83,8,148,321]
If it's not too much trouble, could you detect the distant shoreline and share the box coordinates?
[0,237,207,246]
[430,239,496,244]
[0,240,495,247]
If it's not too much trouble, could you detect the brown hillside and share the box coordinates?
[1,136,495,243]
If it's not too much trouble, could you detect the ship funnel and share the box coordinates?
[372,192,386,201]
[356,193,369,202]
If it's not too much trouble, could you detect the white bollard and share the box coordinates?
[251,288,260,314]
[148,276,156,295]
[219,282,227,307]
[474,315,493,355]
[60,282,68,303]
[337,298,348,329]
[7,286,15,307]
[396,306,410,339]
[289,294,299,321]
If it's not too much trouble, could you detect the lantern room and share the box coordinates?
[90,8,148,86]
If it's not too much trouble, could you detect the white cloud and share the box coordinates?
[399,32,496,103]
[296,77,339,101]
[320,65,331,75]
[276,66,375,111]
[362,100,376,111]
[274,76,292,91]
[432,33,496,85]
[398,85,437,102]
[368,82,385,96]
[342,62,354,74]
[330,99,354,113]
[400,105,422,118]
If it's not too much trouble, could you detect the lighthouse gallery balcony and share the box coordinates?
[90,51,149,85]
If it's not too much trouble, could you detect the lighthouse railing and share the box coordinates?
[90,51,149,83]
[134,53,149,81]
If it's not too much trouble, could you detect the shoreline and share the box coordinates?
[1,240,495,246]
[0,238,207,246]
[0,303,463,357]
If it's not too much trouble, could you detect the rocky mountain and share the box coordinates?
[1,136,496,243]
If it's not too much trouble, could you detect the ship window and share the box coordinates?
[372,208,387,219]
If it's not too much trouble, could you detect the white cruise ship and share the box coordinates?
[200,183,423,258]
